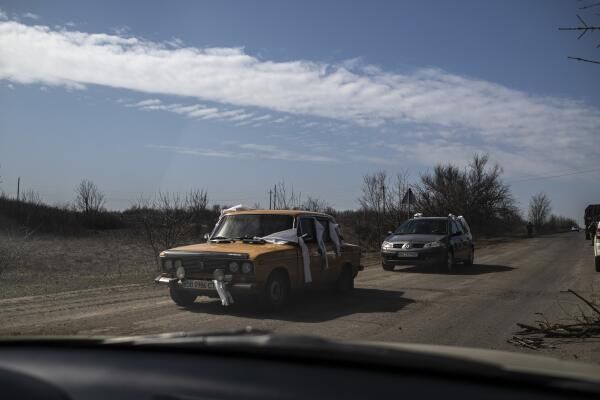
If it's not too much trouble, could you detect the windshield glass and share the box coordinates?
[212,214,294,239]
[395,219,448,235]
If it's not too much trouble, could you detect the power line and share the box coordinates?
[508,166,600,184]
[567,56,600,65]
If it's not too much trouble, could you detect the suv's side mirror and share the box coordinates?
[452,231,462,237]
[203,233,210,241]
[387,231,393,235]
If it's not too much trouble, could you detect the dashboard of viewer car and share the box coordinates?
[0,340,597,400]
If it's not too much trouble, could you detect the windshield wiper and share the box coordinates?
[210,236,233,242]
[236,235,265,243]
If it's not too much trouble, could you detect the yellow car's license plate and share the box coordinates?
[181,280,215,290]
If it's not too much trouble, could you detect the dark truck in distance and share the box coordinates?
[381,214,474,272]
[585,204,600,240]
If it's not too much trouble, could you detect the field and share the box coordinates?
[0,230,156,299]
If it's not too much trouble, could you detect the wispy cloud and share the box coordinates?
[272,116,290,124]
[148,143,338,163]
[1,18,599,173]
[110,25,130,35]
[126,98,286,126]
[251,114,272,122]
[0,9,7,20]
[128,98,161,107]
[21,12,40,20]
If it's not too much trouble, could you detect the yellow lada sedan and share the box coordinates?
[155,209,362,310]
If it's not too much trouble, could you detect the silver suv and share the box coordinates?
[381,214,474,272]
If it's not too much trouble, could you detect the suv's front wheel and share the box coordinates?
[464,247,474,266]
[169,287,197,307]
[382,263,394,271]
[444,250,455,272]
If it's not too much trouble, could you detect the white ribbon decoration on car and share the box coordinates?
[297,235,312,283]
[329,222,342,256]
[220,204,251,216]
[315,219,328,270]
[262,228,312,283]
[213,279,234,306]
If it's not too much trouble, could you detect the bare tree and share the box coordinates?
[302,196,330,212]
[386,170,411,225]
[74,179,105,228]
[273,181,302,209]
[358,171,387,213]
[186,188,208,218]
[130,188,214,269]
[417,154,518,234]
[358,171,389,245]
[528,192,552,230]
[546,214,578,232]
[21,189,42,205]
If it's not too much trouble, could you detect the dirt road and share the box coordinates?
[1,232,599,363]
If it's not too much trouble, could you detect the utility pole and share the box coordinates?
[382,183,386,216]
[273,184,277,210]
[269,189,272,210]
[407,186,411,219]
[16,176,20,202]
[398,181,402,224]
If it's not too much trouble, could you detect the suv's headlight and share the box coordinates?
[164,259,173,271]
[176,265,186,279]
[424,241,443,248]
[381,241,393,249]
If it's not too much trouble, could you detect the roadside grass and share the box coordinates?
[0,230,157,299]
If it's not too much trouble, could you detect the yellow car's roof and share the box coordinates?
[225,209,332,219]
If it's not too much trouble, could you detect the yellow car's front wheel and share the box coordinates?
[169,287,197,307]
[261,271,290,311]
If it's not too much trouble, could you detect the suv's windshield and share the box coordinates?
[395,219,448,235]
[212,214,294,239]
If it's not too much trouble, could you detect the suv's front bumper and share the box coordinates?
[381,248,446,267]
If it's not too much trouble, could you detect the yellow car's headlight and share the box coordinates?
[241,262,254,274]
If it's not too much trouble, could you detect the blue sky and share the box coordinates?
[0,1,599,222]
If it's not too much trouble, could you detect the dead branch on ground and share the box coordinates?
[509,289,600,350]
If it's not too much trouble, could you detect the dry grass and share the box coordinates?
[0,230,157,299]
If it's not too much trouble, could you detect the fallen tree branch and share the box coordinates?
[510,289,600,350]
[565,289,600,316]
